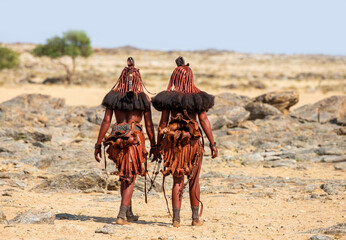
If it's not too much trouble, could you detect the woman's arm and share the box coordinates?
[157,109,170,144]
[198,111,218,158]
[144,106,156,146]
[144,106,162,161]
[94,108,113,162]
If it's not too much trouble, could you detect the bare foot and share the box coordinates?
[126,215,139,222]
[116,218,130,225]
[192,219,204,226]
[173,221,180,228]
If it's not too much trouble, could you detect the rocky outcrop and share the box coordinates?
[292,95,346,123]
[245,102,282,120]
[253,91,299,113]
[33,169,107,192]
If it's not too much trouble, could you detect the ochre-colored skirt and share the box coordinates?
[160,114,204,177]
[103,122,147,182]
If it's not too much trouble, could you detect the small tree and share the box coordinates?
[0,46,20,70]
[32,30,92,84]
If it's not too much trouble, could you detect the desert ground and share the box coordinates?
[0,44,345,240]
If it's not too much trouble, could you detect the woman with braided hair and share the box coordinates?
[94,57,160,225]
[152,57,218,227]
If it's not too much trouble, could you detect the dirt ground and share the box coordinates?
[1,161,345,240]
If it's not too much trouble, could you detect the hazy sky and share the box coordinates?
[1,0,345,55]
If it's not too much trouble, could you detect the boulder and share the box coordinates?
[85,105,105,125]
[292,95,346,123]
[245,102,282,120]
[224,106,250,128]
[33,169,107,192]
[212,106,250,129]
[253,91,299,113]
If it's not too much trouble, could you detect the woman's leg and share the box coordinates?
[117,176,136,224]
[172,175,184,227]
[189,172,200,207]
[189,155,203,226]
[121,176,136,206]
[172,175,184,209]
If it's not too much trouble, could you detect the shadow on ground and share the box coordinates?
[56,213,170,226]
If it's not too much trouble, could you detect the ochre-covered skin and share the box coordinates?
[154,58,218,227]
[94,58,159,224]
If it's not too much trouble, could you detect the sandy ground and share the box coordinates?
[0,84,343,109]
[0,163,345,240]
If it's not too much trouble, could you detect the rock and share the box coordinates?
[245,102,282,120]
[10,209,55,224]
[0,94,65,110]
[242,159,263,167]
[85,106,105,125]
[34,169,107,192]
[314,147,345,156]
[292,95,346,123]
[216,135,239,149]
[200,171,226,179]
[227,128,250,135]
[309,235,333,240]
[248,80,266,89]
[212,117,226,130]
[107,181,120,191]
[0,211,8,224]
[239,153,264,167]
[253,91,299,113]
[223,106,250,128]
[264,159,297,168]
[312,155,346,163]
[224,80,266,90]
[42,77,66,85]
[320,183,338,195]
[337,127,346,135]
[16,128,52,143]
[334,162,346,171]
[238,121,258,131]
[95,224,132,234]
[307,223,346,235]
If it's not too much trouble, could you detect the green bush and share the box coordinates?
[0,46,20,70]
[32,30,92,84]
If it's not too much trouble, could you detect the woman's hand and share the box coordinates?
[210,145,218,158]
[94,147,102,162]
[149,146,161,162]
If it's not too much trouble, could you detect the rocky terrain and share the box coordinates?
[0,43,345,239]
[0,91,345,240]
